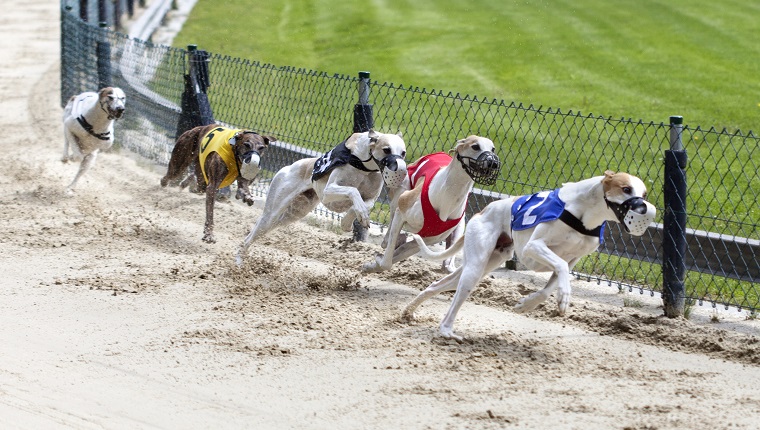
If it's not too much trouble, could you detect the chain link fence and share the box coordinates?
[60,4,759,312]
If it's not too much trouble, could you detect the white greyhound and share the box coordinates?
[402,171,656,342]
[62,87,126,193]
[236,130,407,266]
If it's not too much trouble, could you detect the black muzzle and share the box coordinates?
[457,151,501,186]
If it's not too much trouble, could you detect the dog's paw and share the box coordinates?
[61,156,70,164]
[160,177,169,187]
[202,233,216,244]
[439,328,466,344]
[361,260,382,273]
[514,296,534,314]
[399,310,416,324]
[340,212,356,232]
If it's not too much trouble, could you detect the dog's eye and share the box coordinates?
[472,144,480,151]
[623,186,633,194]
[383,148,391,154]
[401,151,406,157]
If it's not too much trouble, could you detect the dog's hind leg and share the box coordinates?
[401,267,462,323]
[437,249,512,342]
[62,129,76,163]
[235,175,319,266]
[65,150,98,193]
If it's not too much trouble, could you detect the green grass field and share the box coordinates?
[173,0,760,134]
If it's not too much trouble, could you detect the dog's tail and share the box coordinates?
[412,234,464,261]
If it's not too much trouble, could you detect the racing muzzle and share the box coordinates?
[375,154,407,188]
[606,196,656,236]
[457,151,501,186]
[239,151,262,180]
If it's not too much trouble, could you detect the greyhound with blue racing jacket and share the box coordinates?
[401,171,656,342]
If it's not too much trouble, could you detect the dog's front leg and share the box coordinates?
[202,185,218,243]
[442,220,465,273]
[322,184,371,227]
[362,207,405,273]
[235,178,255,206]
[202,154,228,244]
[515,241,571,315]
[62,129,76,163]
[65,150,98,193]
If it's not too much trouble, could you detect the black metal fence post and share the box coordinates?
[113,0,122,31]
[79,0,88,21]
[98,0,107,25]
[175,44,215,139]
[96,22,112,89]
[352,71,374,241]
[663,115,688,317]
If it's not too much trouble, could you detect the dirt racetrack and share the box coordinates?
[2,2,760,429]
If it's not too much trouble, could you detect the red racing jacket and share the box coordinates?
[406,152,465,238]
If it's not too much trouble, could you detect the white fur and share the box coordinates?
[362,135,497,274]
[401,171,656,342]
[235,130,406,266]
[62,87,126,193]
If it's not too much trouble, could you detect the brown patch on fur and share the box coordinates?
[495,232,513,252]
[398,179,424,213]
[602,170,634,199]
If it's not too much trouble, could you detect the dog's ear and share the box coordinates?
[262,135,276,146]
[396,131,403,138]
[229,131,245,146]
[368,129,379,142]
[98,87,112,98]
[602,170,617,193]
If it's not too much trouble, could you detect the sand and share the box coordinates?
[1,1,760,429]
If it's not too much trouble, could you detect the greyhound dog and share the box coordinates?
[361,135,500,274]
[235,130,407,266]
[402,171,656,342]
[62,87,126,193]
[160,124,275,243]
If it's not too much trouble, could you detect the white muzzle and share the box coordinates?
[381,158,407,188]
[239,152,261,180]
[622,200,656,236]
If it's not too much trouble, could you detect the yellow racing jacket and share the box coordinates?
[198,127,241,188]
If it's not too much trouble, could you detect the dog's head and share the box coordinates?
[98,87,126,120]
[451,135,501,186]
[230,131,276,180]
[602,170,656,235]
[368,130,408,188]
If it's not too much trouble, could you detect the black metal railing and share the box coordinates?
[60,3,760,313]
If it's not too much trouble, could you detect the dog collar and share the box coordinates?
[76,115,111,141]
[349,154,379,172]
[558,209,605,238]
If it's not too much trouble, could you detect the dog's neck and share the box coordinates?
[77,95,114,136]
[559,176,617,230]
[351,132,380,170]
[425,153,474,219]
